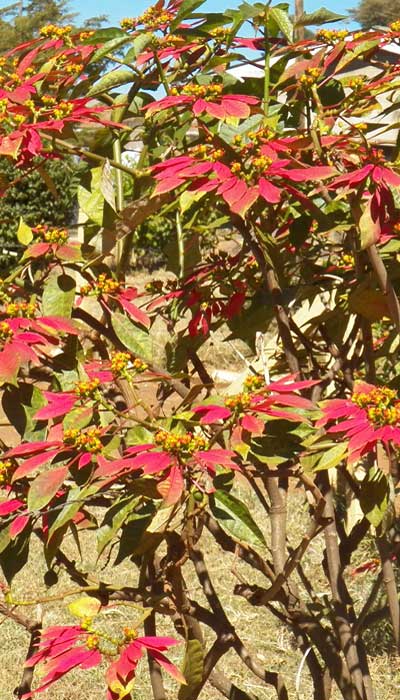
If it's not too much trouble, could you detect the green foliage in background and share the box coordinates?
[0,157,81,271]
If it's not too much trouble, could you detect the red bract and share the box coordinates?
[22,621,183,700]
[4,425,109,480]
[151,141,336,217]
[106,634,185,699]
[79,274,150,328]
[145,84,259,119]
[117,433,238,504]
[22,625,102,698]
[318,381,400,463]
[193,375,317,445]
[0,314,77,383]
[25,224,82,260]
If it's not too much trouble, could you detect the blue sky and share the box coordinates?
[34,1,356,29]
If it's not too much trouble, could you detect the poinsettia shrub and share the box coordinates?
[1,4,400,700]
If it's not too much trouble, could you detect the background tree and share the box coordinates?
[0,0,106,52]
[350,0,400,28]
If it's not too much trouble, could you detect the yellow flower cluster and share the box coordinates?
[0,460,13,486]
[53,101,74,119]
[75,377,100,398]
[39,24,72,39]
[352,386,400,426]
[316,29,348,43]
[64,428,102,453]
[154,430,207,455]
[299,67,321,87]
[0,321,13,342]
[80,274,120,297]
[85,634,100,650]
[123,627,138,641]
[390,20,400,32]
[121,5,174,31]
[243,374,265,392]
[192,144,224,162]
[4,301,36,318]
[33,225,69,246]
[175,83,223,99]
[225,392,251,412]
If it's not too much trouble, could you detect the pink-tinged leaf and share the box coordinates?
[38,316,78,335]
[223,98,251,118]
[125,444,155,455]
[55,243,82,261]
[196,449,238,467]
[119,298,151,328]
[193,405,231,423]
[0,344,20,382]
[224,291,246,319]
[229,186,259,217]
[241,414,265,435]
[6,440,59,457]
[199,99,226,119]
[0,498,24,516]
[220,178,248,207]
[28,647,101,695]
[138,636,180,651]
[138,451,172,475]
[156,464,184,505]
[153,177,185,195]
[0,133,23,157]
[373,165,400,187]
[259,178,281,203]
[27,465,68,511]
[78,452,93,469]
[35,393,76,420]
[286,166,336,182]
[12,449,60,481]
[10,514,30,539]
[148,648,186,684]
[26,242,50,258]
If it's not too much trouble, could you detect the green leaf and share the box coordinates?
[309,442,348,472]
[100,160,116,211]
[27,466,67,512]
[115,503,157,564]
[77,167,104,225]
[295,8,346,26]
[112,312,153,361]
[126,425,154,446]
[16,217,33,245]
[87,68,135,97]
[178,639,204,699]
[47,483,100,541]
[97,497,140,556]
[172,0,205,28]
[91,35,131,62]
[0,528,31,583]
[359,466,390,527]
[42,272,76,318]
[359,198,381,250]
[269,7,293,42]
[210,490,266,547]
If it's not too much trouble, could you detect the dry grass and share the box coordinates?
[1,483,400,699]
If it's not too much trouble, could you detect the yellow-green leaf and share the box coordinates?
[68,595,101,619]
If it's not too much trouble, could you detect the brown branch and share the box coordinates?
[376,535,400,652]
[144,611,166,700]
[367,244,400,333]
[14,619,42,699]
[317,472,371,700]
